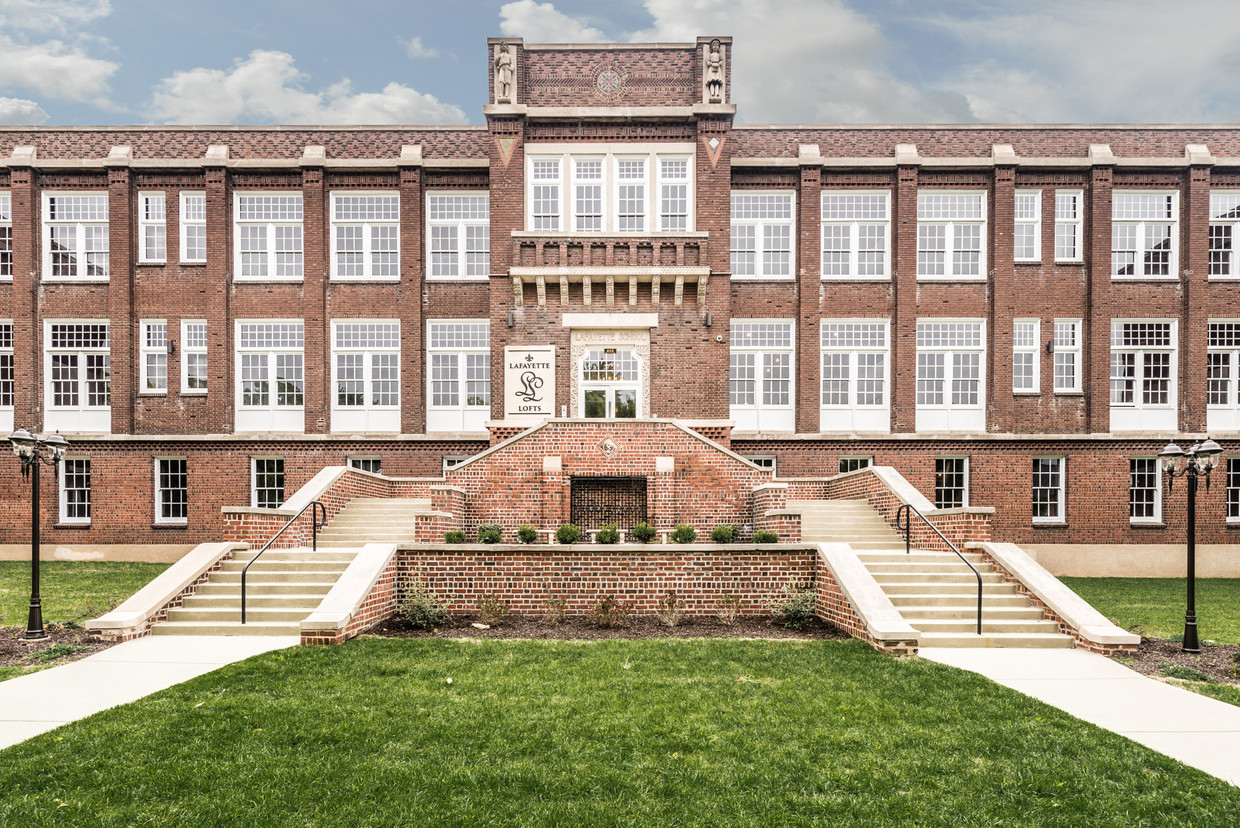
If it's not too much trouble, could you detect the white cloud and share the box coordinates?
[147,50,468,125]
[404,35,439,60]
[0,35,118,103]
[500,0,607,42]
[0,0,110,34]
[0,96,49,124]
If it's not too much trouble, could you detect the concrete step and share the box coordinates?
[208,571,341,585]
[217,561,350,575]
[865,561,998,575]
[182,594,328,609]
[907,619,1062,634]
[315,531,416,542]
[151,621,301,637]
[918,632,1075,649]
[165,607,313,624]
[856,552,987,565]
[232,550,357,564]
[845,541,918,550]
[869,573,1007,586]
[196,581,334,596]
[875,580,1013,595]
[896,605,1045,621]
[887,592,1030,608]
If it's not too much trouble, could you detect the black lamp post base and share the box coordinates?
[1183,616,1201,653]
[24,604,47,641]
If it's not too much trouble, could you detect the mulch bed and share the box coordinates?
[371,614,848,642]
[1120,636,1240,686]
[0,625,116,672]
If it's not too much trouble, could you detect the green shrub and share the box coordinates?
[516,525,539,544]
[768,580,815,630]
[716,593,743,625]
[654,591,686,627]
[753,530,779,544]
[593,595,632,628]
[477,524,502,544]
[670,524,698,544]
[595,524,620,544]
[542,597,567,625]
[444,530,466,544]
[396,578,449,629]
[629,522,657,543]
[710,524,737,543]
[556,524,582,544]
[476,594,510,626]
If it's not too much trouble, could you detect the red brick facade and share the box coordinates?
[1,35,1238,548]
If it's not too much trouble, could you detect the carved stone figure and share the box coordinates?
[705,39,724,103]
[495,42,514,103]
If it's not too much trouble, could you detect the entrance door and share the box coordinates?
[580,347,639,418]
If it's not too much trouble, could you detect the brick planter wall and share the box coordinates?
[814,572,918,657]
[301,554,400,646]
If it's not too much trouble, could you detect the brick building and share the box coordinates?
[1,35,1238,552]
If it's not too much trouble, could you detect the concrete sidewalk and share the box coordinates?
[922,647,1240,786]
[0,635,298,750]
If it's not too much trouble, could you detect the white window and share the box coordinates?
[729,320,794,432]
[0,192,11,280]
[180,191,206,264]
[44,321,110,432]
[616,157,647,232]
[839,456,871,474]
[581,347,641,418]
[821,190,890,280]
[1227,459,1240,523]
[1055,190,1083,262]
[731,191,794,279]
[573,158,603,232]
[331,320,400,433]
[59,457,91,525]
[819,320,889,433]
[1032,457,1065,523]
[1112,191,1177,279]
[917,191,986,280]
[1129,457,1161,524]
[348,456,382,474]
[1013,318,1040,393]
[155,457,187,526]
[934,457,968,509]
[182,320,207,394]
[235,320,304,433]
[427,320,490,433]
[659,158,689,232]
[331,192,399,280]
[43,192,109,281]
[745,455,777,473]
[915,320,985,433]
[138,192,166,263]
[1014,189,1041,262]
[0,321,12,432]
[140,320,167,394]
[1209,191,1240,279]
[251,457,285,510]
[530,159,562,231]
[1110,320,1176,432]
[234,192,303,281]
[428,192,489,279]
[1053,319,1082,393]
[1207,320,1240,433]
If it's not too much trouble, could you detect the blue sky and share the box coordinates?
[2,0,1239,126]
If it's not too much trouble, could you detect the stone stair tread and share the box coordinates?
[917,632,1074,649]
[151,621,301,637]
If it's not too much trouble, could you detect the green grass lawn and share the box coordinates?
[1,638,1237,827]
[0,561,170,627]
[1060,577,1240,644]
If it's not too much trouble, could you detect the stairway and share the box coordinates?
[793,499,1073,648]
[153,497,426,636]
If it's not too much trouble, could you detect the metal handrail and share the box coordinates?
[895,503,983,635]
[241,500,326,624]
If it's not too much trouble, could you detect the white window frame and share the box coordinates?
[1032,456,1065,524]
[744,455,777,474]
[580,346,642,419]
[1013,318,1040,394]
[572,156,604,233]
[233,191,303,282]
[820,190,890,280]
[529,157,562,231]
[442,455,471,473]
[1207,320,1240,433]
[1111,190,1178,280]
[348,456,382,474]
[838,456,872,474]
[934,456,969,509]
[819,319,889,433]
[251,457,285,510]
[44,319,110,433]
[427,320,490,433]
[1014,189,1041,263]
[1109,319,1177,433]
[181,320,207,394]
[0,320,12,433]
[330,191,399,281]
[59,456,91,525]
[614,156,648,233]
[1129,457,1162,524]
[154,456,188,526]
[331,319,401,433]
[42,191,109,281]
[139,319,168,394]
[1226,458,1240,524]
[1209,190,1240,280]
[729,319,795,432]
[427,191,490,280]
[916,191,987,281]
[658,157,690,232]
[731,190,795,280]
[915,319,986,433]
[180,191,206,264]
[234,320,305,433]
[138,191,166,264]
[1055,189,1083,263]
[1053,319,1082,393]
[0,191,12,280]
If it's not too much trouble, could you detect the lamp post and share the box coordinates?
[8,428,70,641]
[1158,437,1224,654]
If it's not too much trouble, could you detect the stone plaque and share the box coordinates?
[504,346,556,421]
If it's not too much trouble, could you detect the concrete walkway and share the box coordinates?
[0,635,298,750]
[922,647,1240,786]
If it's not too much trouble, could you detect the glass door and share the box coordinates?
[580,347,639,418]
